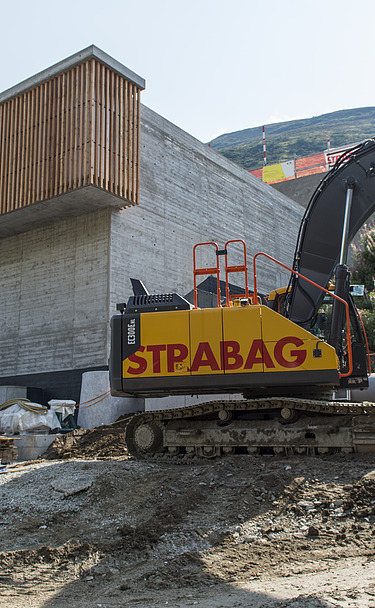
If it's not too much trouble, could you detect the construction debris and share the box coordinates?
[0,399,60,434]
[0,435,18,462]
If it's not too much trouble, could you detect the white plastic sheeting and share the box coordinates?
[48,399,76,420]
[0,402,61,434]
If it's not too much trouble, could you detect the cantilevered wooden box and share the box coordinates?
[0,46,145,238]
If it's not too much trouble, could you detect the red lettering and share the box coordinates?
[274,337,306,368]
[146,344,166,373]
[221,340,243,370]
[167,343,189,372]
[244,339,275,369]
[191,342,220,372]
[126,346,147,375]
[125,336,307,376]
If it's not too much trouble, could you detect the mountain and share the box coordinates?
[208,107,375,171]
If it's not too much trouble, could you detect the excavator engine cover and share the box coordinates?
[110,302,339,398]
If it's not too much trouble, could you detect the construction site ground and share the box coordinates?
[1,422,375,608]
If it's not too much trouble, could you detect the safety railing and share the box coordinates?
[193,242,221,308]
[193,240,250,308]
[252,252,353,378]
[224,239,249,305]
[354,304,372,374]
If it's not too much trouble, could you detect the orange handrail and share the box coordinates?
[354,304,372,374]
[193,242,221,308]
[224,239,249,306]
[252,252,353,378]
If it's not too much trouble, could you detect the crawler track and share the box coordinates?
[125,397,375,460]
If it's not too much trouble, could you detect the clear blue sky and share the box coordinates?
[1,0,374,143]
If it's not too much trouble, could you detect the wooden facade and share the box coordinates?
[0,58,142,216]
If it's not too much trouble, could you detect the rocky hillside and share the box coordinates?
[209,107,375,171]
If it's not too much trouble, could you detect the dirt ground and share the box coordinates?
[1,422,375,608]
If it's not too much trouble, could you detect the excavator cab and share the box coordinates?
[267,286,290,315]
[268,285,370,389]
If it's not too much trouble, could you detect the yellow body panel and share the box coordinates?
[221,306,263,374]
[260,306,338,373]
[122,305,338,381]
[123,310,190,378]
[190,308,223,376]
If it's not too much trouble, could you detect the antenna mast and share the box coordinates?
[262,126,267,166]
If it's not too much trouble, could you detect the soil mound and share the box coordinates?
[42,417,130,460]
[350,470,375,517]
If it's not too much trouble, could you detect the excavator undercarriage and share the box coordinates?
[125,398,375,460]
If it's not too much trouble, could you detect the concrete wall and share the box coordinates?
[271,173,325,208]
[0,210,111,379]
[77,371,144,428]
[110,105,304,312]
[0,104,304,401]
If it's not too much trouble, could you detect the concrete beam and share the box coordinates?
[0,185,131,239]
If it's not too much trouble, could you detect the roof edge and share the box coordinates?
[0,45,145,103]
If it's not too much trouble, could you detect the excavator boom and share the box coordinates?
[288,139,375,324]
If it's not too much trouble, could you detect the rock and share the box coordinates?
[51,480,92,497]
[297,501,315,510]
[243,535,257,543]
[332,499,344,508]
[306,525,320,537]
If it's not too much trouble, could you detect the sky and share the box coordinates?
[1,0,375,143]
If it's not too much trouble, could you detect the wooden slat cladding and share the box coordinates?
[0,59,141,215]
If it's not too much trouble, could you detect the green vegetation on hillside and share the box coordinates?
[350,222,375,351]
[209,107,375,171]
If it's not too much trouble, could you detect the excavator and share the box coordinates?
[109,139,375,459]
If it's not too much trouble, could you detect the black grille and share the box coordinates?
[125,292,192,314]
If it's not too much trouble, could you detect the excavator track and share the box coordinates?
[125,397,375,460]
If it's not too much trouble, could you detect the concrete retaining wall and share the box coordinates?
[0,386,27,403]
[271,173,324,208]
[77,371,144,429]
[16,434,59,461]
[0,210,111,378]
[110,105,303,310]
[0,104,303,402]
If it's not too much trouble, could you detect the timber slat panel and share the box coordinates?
[1,104,7,213]
[40,84,47,201]
[128,83,134,202]
[89,59,95,186]
[136,92,140,204]
[125,83,129,200]
[109,70,114,194]
[15,96,22,207]
[0,58,141,216]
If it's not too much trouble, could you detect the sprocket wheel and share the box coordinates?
[125,416,164,458]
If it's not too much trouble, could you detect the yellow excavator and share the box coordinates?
[110,139,375,459]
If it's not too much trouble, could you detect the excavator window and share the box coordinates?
[309,295,362,344]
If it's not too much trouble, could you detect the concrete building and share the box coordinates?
[0,46,303,405]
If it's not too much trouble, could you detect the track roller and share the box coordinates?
[197,446,221,458]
